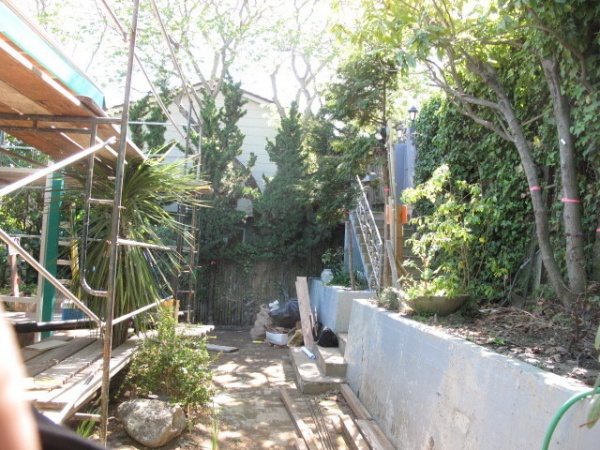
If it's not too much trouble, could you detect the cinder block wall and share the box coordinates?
[344,299,600,450]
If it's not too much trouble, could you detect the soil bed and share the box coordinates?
[404,297,600,387]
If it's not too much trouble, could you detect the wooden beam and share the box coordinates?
[33,340,103,388]
[20,336,73,362]
[356,419,396,450]
[341,415,370,450]
[25,337,95,377]
[295,276,315,349]
[340,384,372,421]
[279,388,320,450]
[295,438,310,450]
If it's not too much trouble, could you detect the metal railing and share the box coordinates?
[354,175,384,292]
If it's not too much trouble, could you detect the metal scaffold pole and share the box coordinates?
[99,0,140,443]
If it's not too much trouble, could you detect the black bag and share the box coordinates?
[316,326,338,347]
[268,298,300,328]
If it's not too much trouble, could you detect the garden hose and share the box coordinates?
[541,387,600,450]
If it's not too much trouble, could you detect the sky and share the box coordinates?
[16,0,341,110]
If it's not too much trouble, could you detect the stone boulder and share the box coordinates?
[117,399,186,448]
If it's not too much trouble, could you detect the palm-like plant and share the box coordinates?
[76,152,207,345]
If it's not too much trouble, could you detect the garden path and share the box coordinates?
[106,327,351,449]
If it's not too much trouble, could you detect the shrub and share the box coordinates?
[125,308,214,411]
[377,287,400,311]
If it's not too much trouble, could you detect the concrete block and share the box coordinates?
[289,347,345,394]
[345,298,600,450]
[308,278,371,333]
[314,345,347,378]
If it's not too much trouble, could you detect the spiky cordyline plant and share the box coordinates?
[78,150,207,344]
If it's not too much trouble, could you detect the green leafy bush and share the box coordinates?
[125,308,214,411]
[401,164,492,299]
[377,287,400,311]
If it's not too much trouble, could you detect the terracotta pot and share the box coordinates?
[404,295,468,316]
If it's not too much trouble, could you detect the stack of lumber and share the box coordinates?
[20,335,137,424]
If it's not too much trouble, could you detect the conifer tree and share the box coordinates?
[254,103,325,259]
[196,79,257,260]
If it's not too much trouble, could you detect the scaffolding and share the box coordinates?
[0,0,196,444]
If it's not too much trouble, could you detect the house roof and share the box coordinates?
[0,0,143,175]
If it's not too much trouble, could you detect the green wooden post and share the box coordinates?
[40,174,63,339]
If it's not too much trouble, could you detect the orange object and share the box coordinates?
[399,205,408,224]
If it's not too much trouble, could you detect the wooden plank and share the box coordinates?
[33,340,103,388]
[356,419,396,450]
[207,344,238,353]
[341,415,370,450]
[0,294,40,302]
[279,388,320,450]
[340,384,372,421]
[25,337,95,377]
[41,338,140,423]
[21,336,74,362]
[295,437,310,450]
[27,339,70,352]
[295,276,315,349]
[0,78,52,114]
[0,41,89,117]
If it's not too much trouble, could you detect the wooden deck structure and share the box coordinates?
[18,324,214,424]
[0,0,147,438]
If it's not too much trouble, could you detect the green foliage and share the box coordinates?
[75,406,99,438]
[401,165,493,299]
[125,308,214,410]
[81,154,205,344]
[254,103,329,259]
[350,0,600,301]
[321,248,342,268]
[323,51,399,128]
[319,248,367,289]
[377,287,400,311]
[128,79,171,151]
[303,117,367,225]
[589,324,600,428]
[413,94,532,301]
[196,79,258,263]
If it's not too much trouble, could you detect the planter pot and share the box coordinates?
[321,268,334,283]
[404,294,468,316]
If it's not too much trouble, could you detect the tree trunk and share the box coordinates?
[541,56,587,295]
[473,61,574,307]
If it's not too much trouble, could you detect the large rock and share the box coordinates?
[117,399,186,448]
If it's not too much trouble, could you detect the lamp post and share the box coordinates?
[408,106,418,125]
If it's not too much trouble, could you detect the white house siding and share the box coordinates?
[160,91,278,193]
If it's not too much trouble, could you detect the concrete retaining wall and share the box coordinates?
[345,298,600,450]
[308,278,371,333]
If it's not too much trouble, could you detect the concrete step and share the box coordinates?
[289,347,345,394]
[337,332,348,356]
[315,345,347,378]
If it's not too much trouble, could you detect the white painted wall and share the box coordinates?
[344,298,600,450]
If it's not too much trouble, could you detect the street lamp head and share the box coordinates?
[408,106,418,122]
